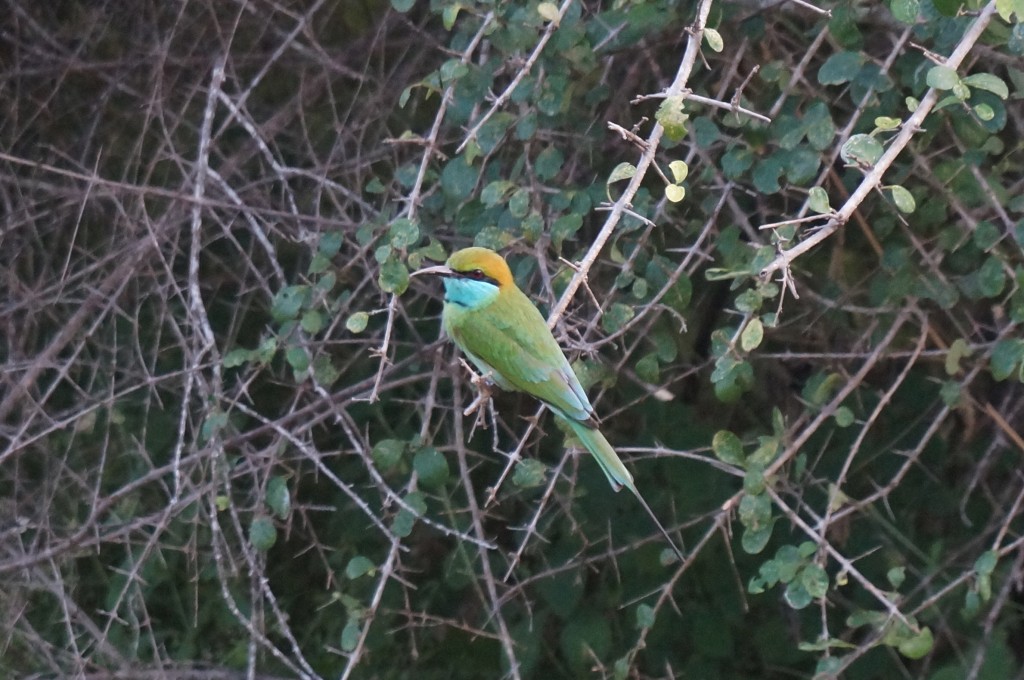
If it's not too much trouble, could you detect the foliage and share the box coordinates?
[2,0,1023,678]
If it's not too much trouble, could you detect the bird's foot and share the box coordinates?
[460,358,495,432]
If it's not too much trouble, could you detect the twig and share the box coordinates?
[759,1,999,281]
[456,0,575,154]
[547,0,716,328]
[632,90,772,124]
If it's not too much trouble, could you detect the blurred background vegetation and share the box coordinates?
[2,0,1023,678]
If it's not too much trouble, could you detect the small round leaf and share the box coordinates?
[249,516,277,551]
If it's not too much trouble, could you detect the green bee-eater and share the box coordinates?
[417,247,684,561]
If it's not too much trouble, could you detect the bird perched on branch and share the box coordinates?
[416,246,684,562]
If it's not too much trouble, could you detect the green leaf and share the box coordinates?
[739,492,772,532]
[834,406,855,427]
[704,27,723,52]
[887,565,906,589]
[963,588,981,618]
[266,476,290,520]
[712,356,755,402]
[389,218,420,249]
[889,185,916,213]
[668,159,689,183]
[735,289,764,313]
[808,187,831,213]
[346,312,370,333]
[537,1,559,22]
[748,435,780,467]
[712,430,745,466]
[551,213,583,248]
[512,459,547,488]
[481,180,515,207]
[840,134,884,167]
[874,116,901,131]
[442,3,461,30]
[378,258,409,295]
[803,372,844,407]
[390,0,414,11]
[440,155,476,200]
[784,578,812,609]
[890,0,920,23]
[271,285,309,323]
[313,354,340,385]
[772,546,802,584]
[346,555,376,579]
[977,256,1007,297]
[656,95,689,141]
[607,162,636,185]
[663,274,692,314]
[940,379,962,407]
[223,347,252,368]
[997,0,1024,21]
[249,516,277,551]
[509,188,530,218]
[319,231,344,256]
[974,549,998,576]
[818,52,863,85]
[340,619,360,652]
[945,338,972,375]
[721,146,753,179]
[741,317,764,351]
[438,59,468,85]
[973,221,1002,250]
[285,346,309,373]
[665,184,686,202]
[601,303,635,333]
[536,146,564,180]
[413,447,449,489]
[315,271,336,294]
[752,159,783,194]
[635,353,660,383]
[963,73,1009,99]
[365,177,386,194]
[742,523,774,554]
[897,627,934,659]
[927,65,960,91]
[200,411,228,443]
[990,339,1024,380]
[978,573,992,601]
[301,310,324,334]
[255,336,278,364]
[308,253,331,274]
[805,103,836,149]
[743,464,766,495]
[391,491,427,538]
[372,439,406,471]
[847,609,887,628]
[635,603,656,629]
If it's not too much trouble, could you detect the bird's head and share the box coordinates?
[414,247,513,289]
[413,247,513,309]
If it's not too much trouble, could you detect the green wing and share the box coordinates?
[445,287,592,422]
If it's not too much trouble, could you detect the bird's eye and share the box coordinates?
[470,269,485,280]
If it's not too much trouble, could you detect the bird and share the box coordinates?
[416,246,684,562]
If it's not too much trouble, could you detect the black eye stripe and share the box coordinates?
[454,268,498,286]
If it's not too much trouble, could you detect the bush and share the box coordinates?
[2,0,1023,678]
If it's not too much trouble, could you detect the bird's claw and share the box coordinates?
[459,358,495,431]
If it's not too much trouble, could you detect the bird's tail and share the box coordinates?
[560,415,633,493]
[559,415,685,562]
